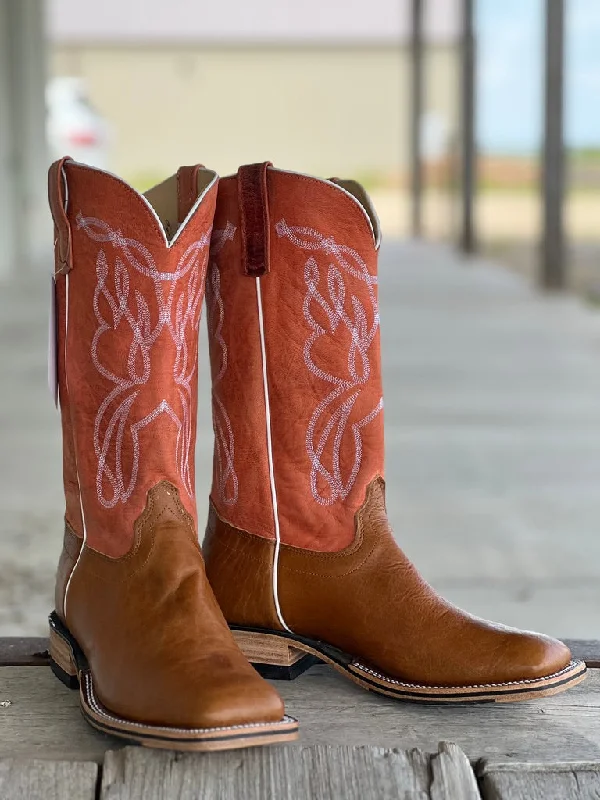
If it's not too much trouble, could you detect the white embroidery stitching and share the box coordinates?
[77,213,209,507]
[275,220,383,506]
[207,223,238,506]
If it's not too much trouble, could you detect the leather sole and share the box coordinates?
[232,626,588,703]
[48,612,299,751]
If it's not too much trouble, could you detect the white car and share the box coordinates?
[46,77,110,169]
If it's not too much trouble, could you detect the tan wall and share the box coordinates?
[424,46,461,145]
[51,44,459,186]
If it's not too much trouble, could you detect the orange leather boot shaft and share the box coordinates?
[50,160,216,557]
[207,165,384,551]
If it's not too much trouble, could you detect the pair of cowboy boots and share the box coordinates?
[47,158,586,752]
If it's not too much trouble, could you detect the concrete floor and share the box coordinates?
[1,241,600,638]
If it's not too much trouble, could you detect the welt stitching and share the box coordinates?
[352,660,582,690]
[83,673,295,734]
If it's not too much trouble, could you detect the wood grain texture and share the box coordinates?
[480,763,600,799]
[0,638,49,666]
[0,758,97,800]
[430,742,480,800]
[100,742,479,800]
[564,640,600,669]
[1,665,600,764]
[0,667,118,762]
[279,664,600,763]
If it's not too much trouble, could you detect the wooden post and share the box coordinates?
[459,0,476,254]
[410,0,423,238]
[4,0,50,273]
[0,0,17,278]
[541,0,566,289]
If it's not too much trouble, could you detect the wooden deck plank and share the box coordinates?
[1,665,599,764]
[278,665,600,762]
[479,763,600,799]
[0,638,49,666]
[0,666,118,762]
[564,640,600,669]
[0,759,97,800]
[430,742,481,800]
[99,742,480,800]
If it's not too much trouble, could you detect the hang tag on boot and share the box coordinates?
[48,274,58,408]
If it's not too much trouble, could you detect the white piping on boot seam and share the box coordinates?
[255,277,291,633]
[58,171,88,620]
[62,270,89,620]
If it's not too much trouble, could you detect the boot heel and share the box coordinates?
[49,619,79,689]
[232,629,319,681]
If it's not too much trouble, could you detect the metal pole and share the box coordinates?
[541,0,566,289]
[459,0,476,253]
[410,0,423,238]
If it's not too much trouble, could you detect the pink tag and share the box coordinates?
[48,275,58,408]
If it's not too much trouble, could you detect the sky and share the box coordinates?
[478,0,600,153]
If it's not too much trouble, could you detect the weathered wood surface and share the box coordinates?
[0,666,117,762]
[280,665,600,763]
[1,661,600,798]
[0,637,49,666]
[430,742,480,800]
[4,746,600,800]
[564,640,600,669]
[100,742,479,800]
[1,665,599,764]
[0,758,97,800]
[479,762,600,799]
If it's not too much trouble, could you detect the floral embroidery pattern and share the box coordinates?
[275,220,383,506]
[77,213,209,507]
[207,223,238,506]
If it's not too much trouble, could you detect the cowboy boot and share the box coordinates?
[202,162,586,703]
[47,158,298,749]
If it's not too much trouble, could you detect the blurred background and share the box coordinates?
[2,0,599,289]
[1,0,599,638]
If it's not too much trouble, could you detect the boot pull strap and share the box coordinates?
[48,157,73,277]
[176,165,203,224]
[238,162,272,277]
